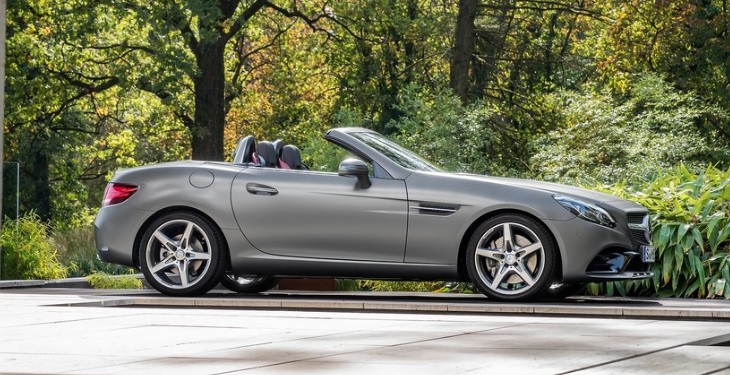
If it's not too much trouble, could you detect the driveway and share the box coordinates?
[1,288,729,374]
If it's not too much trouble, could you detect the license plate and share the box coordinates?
[641,245,656,263]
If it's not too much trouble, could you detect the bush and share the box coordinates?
[360,280,444,292]
[386,85,507,175]
[358,280,474,293]
[590,164,730,298]
[53,225,133,277]
[86,271,143,289]
[0,214,67,280]
[531,74,730,186]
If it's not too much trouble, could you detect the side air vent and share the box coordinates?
[411,202,460,216]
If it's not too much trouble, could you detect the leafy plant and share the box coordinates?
[360,280,445,292]
[0,214,67,280]
[385,85,521,176]
[531,74,730,186]
[590,164,730,298]
[358,280,474,293]
[86,271,143,289]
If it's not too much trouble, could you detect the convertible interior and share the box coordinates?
[232,136,307,170]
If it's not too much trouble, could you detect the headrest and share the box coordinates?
[256,141,278,168]
[280,145,303,170]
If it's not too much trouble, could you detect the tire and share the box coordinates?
[139,212,226,296]
[466,214,557,302]
[545,282,585,299]
[220,274,279,294]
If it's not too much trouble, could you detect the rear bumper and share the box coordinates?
[94,203,154,268]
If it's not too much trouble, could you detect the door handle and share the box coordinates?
[246,183,278,196]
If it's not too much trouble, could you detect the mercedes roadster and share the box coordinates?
[95,127,655,301]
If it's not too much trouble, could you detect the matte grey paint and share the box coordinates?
[95,128,653,290]
[232,167,408,262]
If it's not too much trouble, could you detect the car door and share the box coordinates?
[231,167,408,262]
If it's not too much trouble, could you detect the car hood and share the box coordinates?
[453,173,623,204]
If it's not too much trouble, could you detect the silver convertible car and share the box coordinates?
[95,127,655,301]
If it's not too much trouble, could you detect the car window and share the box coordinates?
[349,131,441,172]
[300,137,376,176]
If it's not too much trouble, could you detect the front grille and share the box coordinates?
[627,213,651,245]
[630,230,650,244]
[627,213,645,224]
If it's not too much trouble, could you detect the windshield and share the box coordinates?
[350,131,441,172]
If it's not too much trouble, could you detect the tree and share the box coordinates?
[323,0,455,133]
[5,0,187,224]
[450,0,477,103]
[531,74,730,184]
[103,0,342,160]
[6,0,334,222]
[224,17,339,153]
[580,0,730,144]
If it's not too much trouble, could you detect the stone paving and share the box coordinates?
[1,289,730,374]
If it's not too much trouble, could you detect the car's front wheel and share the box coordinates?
[466,214,557,302]
[139,212,226,296]
[546,282,586,299]
[220,274,279,294]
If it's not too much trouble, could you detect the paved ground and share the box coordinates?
[1,288,730,375]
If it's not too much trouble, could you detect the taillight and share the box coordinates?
[102,183,138,207]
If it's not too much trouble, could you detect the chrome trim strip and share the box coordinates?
[627,214,650,231]
[409,206,459,213]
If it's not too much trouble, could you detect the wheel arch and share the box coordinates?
[132,206,230,268]
[456,209,563,282]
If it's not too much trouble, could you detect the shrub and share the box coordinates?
[86,271,143,289]
[590,164,730,298]
[386,85,507,175]
[0,214,67,280]
[531,74,730,186]
[359,280,474,293]
[360,280,444,292]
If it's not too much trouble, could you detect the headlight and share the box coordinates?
[553,195,616,228]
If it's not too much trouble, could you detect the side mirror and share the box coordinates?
[338,158,372,189]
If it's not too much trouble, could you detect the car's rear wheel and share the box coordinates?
[140,212,225,296]
[220,274,279,294]
[466,214,557,302]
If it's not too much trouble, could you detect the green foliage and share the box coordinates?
[334,279,363,292]
[53,225,134,277]
[6,0,189,227]
[360,280,445,293]
[590,164,730,299]
[358,280,474,293]
[325,1,455,130]
[299,134,349,173]
[382,85,535,176]
[0,214,67,280]
[531,74,730,185]
[86,271,143,290]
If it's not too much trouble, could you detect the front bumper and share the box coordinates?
[546,208,654,283]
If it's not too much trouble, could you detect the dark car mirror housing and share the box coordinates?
[338,158,372,189]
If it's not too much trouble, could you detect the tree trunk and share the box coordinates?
[191,40,227,161]
[450,0,477,103]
